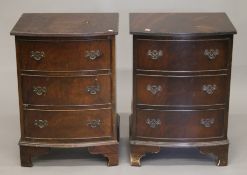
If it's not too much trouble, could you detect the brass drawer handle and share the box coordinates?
[86,85,100,95]
[85,50,102,60]
[147,84,162,95]
[34,120,48,128]
[202,84,216,95]
[146,118,161,128]
[87,119,101,128]
[33,86,47,96]
[147,50,163,60]
[204,49,219,60]
[201,118,215,128]
[30,51,45,61]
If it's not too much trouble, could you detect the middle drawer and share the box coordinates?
[22,75,111,106]
[136,74,228,106]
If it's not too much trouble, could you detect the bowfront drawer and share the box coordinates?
[136,75,228,106]
[136,38,230,71]
[135,109,225,140]
[19,39,111,71]
[24,109,112,139]
[22,75,111,105]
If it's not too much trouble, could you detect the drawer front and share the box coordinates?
[136,75,228,106]
[24,109,112,139]
[19,40,111,71]
[136,38,230,71]
[135,109,225,140]
[22,75,111,105]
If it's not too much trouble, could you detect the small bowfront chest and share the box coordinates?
[129,13,236,166]
[11,13,119,166]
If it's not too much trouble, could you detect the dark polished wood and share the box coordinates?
[11,13,118,37]
[135,108,225,140]
[130,13,236,36]
[24,109,112,139]
[19,39,111,71]
[130,144,160,166]
[136,74,228,106]
[20,146,50,167]
[130,13,236,166]
[136,38,231,71]
[11,13,119,166]
[22,75,111,105]
[198,144,229,166]
[88,144,119,166]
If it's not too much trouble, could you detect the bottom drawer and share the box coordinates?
[24,108,112,139]
[135,109,225,140]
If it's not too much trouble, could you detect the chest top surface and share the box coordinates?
[11,13,118,37]
[130,13,236,36]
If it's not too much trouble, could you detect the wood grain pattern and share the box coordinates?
[12,13,119,166]
[24,109,112,139]
[20,146,50,167]
[199,144,229,166]
[136,74,228,106]
[136,38,230,71]
[11,13,118,37]
[130,13,236,36]
[130,144,160,166]
[130,13,236,166]
[22,75,111,106]
[88,144,119,166]
[19,39,111,71]
[135,109,225,140]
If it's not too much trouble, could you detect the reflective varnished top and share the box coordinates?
[11,13,119,37]
[130,13,237,36]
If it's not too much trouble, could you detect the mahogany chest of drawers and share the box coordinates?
[11,13,119,166]
[129,13,236,166]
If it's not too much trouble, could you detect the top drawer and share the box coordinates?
[136,38,231,71]
[18,39,111,71]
